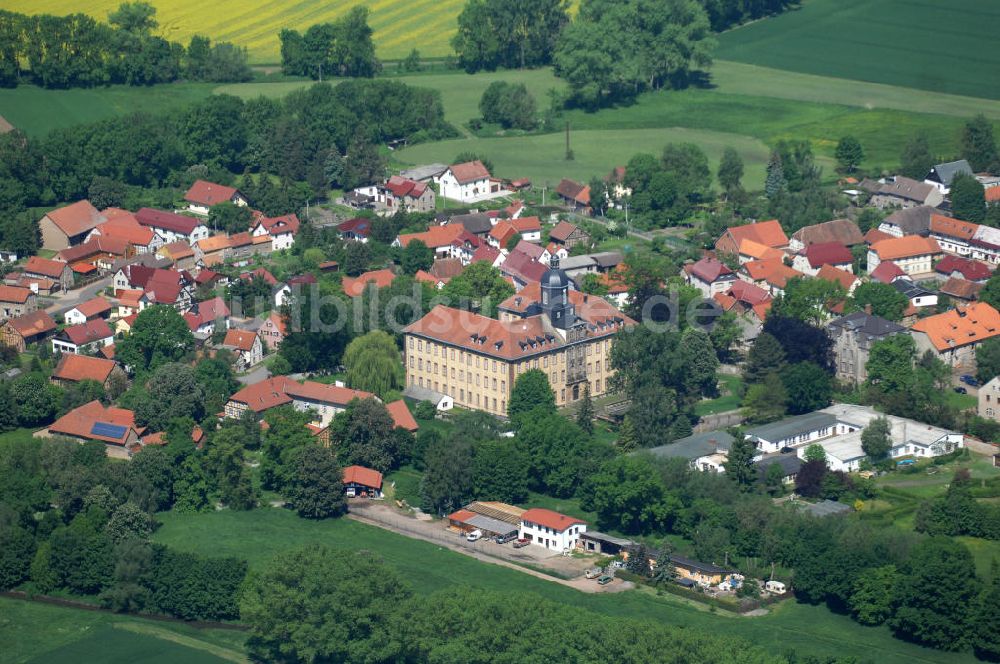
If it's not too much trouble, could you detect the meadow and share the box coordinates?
[4,0,466,63]
[716,0,1000,100]
[0,597,246,664]
[150,507,979,664]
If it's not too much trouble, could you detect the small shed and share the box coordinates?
[402,385,454,411]
[580,531,635,555]
[342,465,383,498]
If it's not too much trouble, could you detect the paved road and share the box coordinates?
[44,276,113,316]
[237,363,270,385]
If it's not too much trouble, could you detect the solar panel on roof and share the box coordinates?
[90,422,127,439]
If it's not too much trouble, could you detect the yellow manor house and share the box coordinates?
[403,259,635,414]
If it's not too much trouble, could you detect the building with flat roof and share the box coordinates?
[744,412,838,454]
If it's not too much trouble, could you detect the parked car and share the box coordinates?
[954,386,968,394]
[494,532,517,544]
[513,538,530,548]
[960,374,979,387]
[764,580,787,594]
[466,530,483,542]
[585,568,603,579]
[597,575,614,585]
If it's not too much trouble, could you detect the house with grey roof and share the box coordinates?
[647,430,734,472]
[744,412,838,454]
[827,311,906,384]
[447,213,494,238]
[878,205,935,238]
[756,453,802,484]
[870,176,943,210]
[925,159,974,194]
[399,164,448,183]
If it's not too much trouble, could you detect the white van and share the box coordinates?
[765,580,786,594]
[466,530,483,542]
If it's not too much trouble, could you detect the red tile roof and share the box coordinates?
[722,220,788,249]
[342,269,396,297]
[816,264,858,291]
[935,255,991,281]
[7,311,56,337]
[864,228,894,245]
[500,249,547,285]
[986,187,1000,203]
[930,214,979,242]
[727,280,771,306]
[869,260,906,283]
[448,160,491,184]
[471,245,501,265]
[384,175,428,199]
[93,213,155,247]
[685,257,734,283]
[871,236,941,261]
[52,354,117,383]
[58,236,129,263]
[386,400,419,432]
[136,208,202,235]
[24,256,68,279]
[555,179,590,205]
[60,319,113,346]
[49,400,140,446]
[184,297,230,331]
[911,302,1000,352]
[520,507,585,532]
[184,180,240,207]
[804,242,853,268]
[44,200,104,237]
[337,217,371,237]
[791,219,864,247]
[223,329,258,351]
[240,267,278,286]
[342,465,383,489]
[72,297,112,319]
[255,213,300,236]
[489,221,519,247]
[228,376,374,413]
[548,220,581,243]
[511,216,541,233]
[940,277,983,301]
[397,224,466,249]
[0,285,32,303]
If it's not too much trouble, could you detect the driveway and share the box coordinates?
[45,276,113,316]
[237,363,270,385]
[346,501,633,594]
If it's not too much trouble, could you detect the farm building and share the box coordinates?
[342,465,383,498]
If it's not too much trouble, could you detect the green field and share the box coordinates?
[4,0,466,63]
[0,598,246,664]
[717,0,1000,100]
[151,507,977,664]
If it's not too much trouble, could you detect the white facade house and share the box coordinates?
[519,508,587,552]
[438,161,503,203]
[744,412,838,454]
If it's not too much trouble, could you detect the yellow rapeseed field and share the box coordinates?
[6,0,466,63]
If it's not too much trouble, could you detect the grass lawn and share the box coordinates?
[717,0,1000,100]
[151,507,978,664]
[695,374,743,416]
[384,464,423,506]
[0,597,246,664]
[0,83,215,137]
[945,390,978,411]
[4,0,466,63]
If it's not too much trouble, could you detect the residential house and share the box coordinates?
[184,180,247,216]
[510,216,542,243]
[499,249,547,289]
[827,311,906,384]
[978,376,1000,422]
[816,264,861,296]
[869,260,907,285]
[925,159,974,194]
[605,165,631,201]
[376,175,435,214]
[971,225,1000,265]
[738,239,785,264]
[337,217,372,244]
[555,179,590,212]
[342,269,396,297]
[935,255,991,282]
[39,200,105,251]
[929,214,980,257]
[682,257,737,298]
[0,311,56,352]
[136,208,209,244]
[87,211,162,254]
[258,310,286,351]
[867,236,941,276]
[52,319,114,355]
[667,555,735,588]
[869,176,944,209]
[157,241,196,270]
[715,219,789,256]
[251,212,300,251]
[893,278,938,313]
[51,353,125,390]
[395,225,482,264]
[544,243,570,267]
[113,289,148,318]
[224,375,375,427]
[911,302,1000,367]
[273,274,317,308]
[788,218,864,252]
[447,213,494,239]
[46,400,144,459]
[548,221,590,249]
[448,503,522,539]
[878,205,935,238]
[342,465,383,498]
[757,453,802,485]
[0,285,36,320]
[193,234,231,267]
[115,313,138,337]
[64,297,112,326]
[471,245,506,269]
[740,259,803,297]
[940,277,983,303]
[438,161,499,203]
[221,329,263,371]
[713,280,773,320]
[792,242,853,276]
[183,297,230,337]
[647,430,734,473]
[58,236,130,274]
[519,508,586,552]
[23,256,73,293]
[113,266,193,312]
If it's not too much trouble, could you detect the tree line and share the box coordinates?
[0,4,251,88]
[279,7,381,79]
